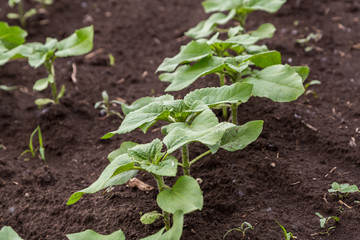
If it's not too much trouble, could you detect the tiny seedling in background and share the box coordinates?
[223,222,254,240]
[20,126,46,163]
[94,91,124,119]
[314,212,339,236]
[108,53,115,66]
[276,220,296,240]
[7,0,37,28]
[33,0,53,9]
[0,85,18,91]
[304,80,321,98]
[328,182,359,198]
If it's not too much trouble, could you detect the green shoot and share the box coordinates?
[94,91,124,119]
[20,126,46,163]
[108,53,115,66]
[276,220,296,240]
[328,182,360,198]
[7,0,37,28]
[0,85,18,91]
[314,212,339,236]
[223,222,254,239]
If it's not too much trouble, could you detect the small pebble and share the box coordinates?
[24,193,30,197]
[8,206,15,213]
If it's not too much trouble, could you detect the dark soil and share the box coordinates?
[1,0,360,239]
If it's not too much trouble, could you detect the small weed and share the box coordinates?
[276,220,296,240]
[20,126,46,163]
[223,222,253,239]
[94,91,124,119]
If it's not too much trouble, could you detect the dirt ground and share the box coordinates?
[0,0,359,239]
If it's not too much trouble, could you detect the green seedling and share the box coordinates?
[94,91,124,119]
[102,86,264,176]
[328,182,359,198]
[304,79,321,98]
[185,0,286,39]
[0,226,23,240]
[108,53,115,66]
[0,85,18,91]
[276,220,296,240]
[19,126,46,162]
[68,139,204,239]
[7,0,37,28]
[33,0,53,9]
[0,23,94,107]
[314,212,339,236]
[223,222,254,239]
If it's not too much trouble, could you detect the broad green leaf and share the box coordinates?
[140,211,161,225]
[163,109,234,153]
[0,44,32,65]
[228,25,244,37]
[245,50,281,68]
[0,21,27,50]
[140,228,165,240]
[249,23,276,39]
[328,182,359,193]
[66,229,125,240]
[0,226,23,240]
[185,9,236,39]
[157,176,203,214]
[67,154,137,205]
[104,102,173,138]
[108,141,138,162]
[34,98,55,106]
[56,25,94,57]
[139,156,178,177]
[121,95,174,115]
[33,75,54,91]
[160,56,227,91]
[220,120,263,151]
[159,211,184,240]
[0,85,18,91]
[202,0,286,14]
[157,41,212,72]
[223,34,259,46]
[25,38,58,68]
[243,64,305,102]
[184,82,253,107]
[292,66,310,83]
[128,138,164,163]
[244,44,269,54]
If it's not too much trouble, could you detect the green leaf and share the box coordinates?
[160,56,227,91]
[0,21,27,50]
[157,176,203,214]
[67,154,137,205]
[0,85,18,91]
[220,120,263,151]
[223,34,259,46]
[140,155,178,177]
[163,109,234,153]
[159,211,184,240]
[34,98,55,106]
[56,26,94,57]
[102,91,109,102]
[108,141,138,162]
[140,228,165,240]
[249,23,276,39]
[228,25,244,38]
[66,229,125,240]
[57,85,65,99]
[0,226,23,240]
[121,95,174,115]
[128,139,164,163]
[202,0,286,14]
[328,182,359,193]
[292,66,310,83]
[184,82,253,107]
[157,41,212,72]
[140,211,161,225]
[243,64,305,102]
[33,75,53,91]
[185,9,236,39]
[6,13,20,20]
[24,8,37,19]
[25,38,58,68]
[245,50,281,68]
[0,45,32,66]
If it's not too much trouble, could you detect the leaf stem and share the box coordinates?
[45,60,59,104]
[181,144,190,176]
[18,1,25,28]
[153,174,171,231]
[219,73,228,121]
[231,103,238,124]
[189,150,211,166]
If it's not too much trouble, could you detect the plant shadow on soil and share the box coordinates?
[0,0,360,239]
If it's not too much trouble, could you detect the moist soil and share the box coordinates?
[1,0,360,239]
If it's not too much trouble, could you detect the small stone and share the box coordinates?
[24,193,30,197]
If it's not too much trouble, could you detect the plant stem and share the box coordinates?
[231,103,238,125]
[45,61,59,104]
[181,144,190,176]
[219,73,228,121]
[153,174,171,231]
[18,2,25,28]
[189,150,211,166]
